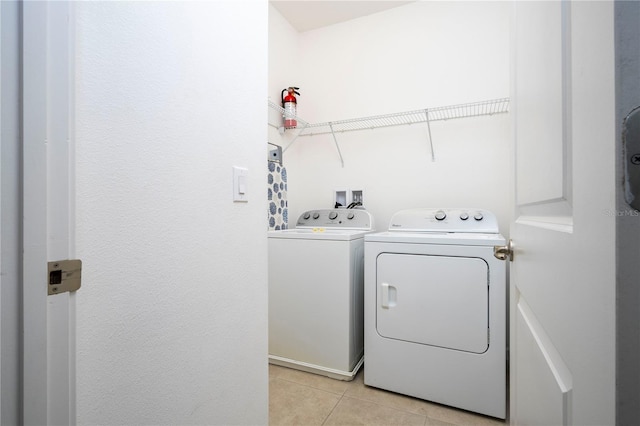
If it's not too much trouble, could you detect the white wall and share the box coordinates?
[74,1,268,424]
[269,1,511,234]
[269,3,299,107]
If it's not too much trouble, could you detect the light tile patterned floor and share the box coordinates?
[269,364,507,426]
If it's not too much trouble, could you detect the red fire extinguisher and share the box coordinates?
[281,87,300,129]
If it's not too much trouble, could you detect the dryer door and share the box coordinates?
[376,253,489,354]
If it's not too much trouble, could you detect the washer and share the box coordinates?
[364,208,507,419]
[268,208,374,380]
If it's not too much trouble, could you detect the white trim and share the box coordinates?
[515,215,574,234]
[46,3,76,424]
[0,3,4,421]
[22,2,49,424]
[517,298,573,394]
[23,2,76,424]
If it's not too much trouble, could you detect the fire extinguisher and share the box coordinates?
[281,87,300,129]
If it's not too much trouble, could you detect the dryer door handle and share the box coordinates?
[381,283,397,308]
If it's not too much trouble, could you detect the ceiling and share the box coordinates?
[270,1,415,32]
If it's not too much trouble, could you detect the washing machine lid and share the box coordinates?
[268,228,372,241]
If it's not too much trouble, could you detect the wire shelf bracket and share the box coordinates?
[268,98,510,166]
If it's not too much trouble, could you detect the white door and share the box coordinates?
[510,1,615,425]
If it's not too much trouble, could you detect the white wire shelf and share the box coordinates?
[269,98,509,135]
[267,97,510,166]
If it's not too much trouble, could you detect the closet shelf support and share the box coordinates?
[282,122,309,153]
[328,122,345,168]
[425,109,435,162]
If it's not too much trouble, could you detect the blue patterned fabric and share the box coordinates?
[268,162,288,230]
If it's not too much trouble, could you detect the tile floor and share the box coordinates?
[269,364,507,426]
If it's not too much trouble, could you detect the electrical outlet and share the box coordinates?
[352,190,364,205]
[334,189,349,207]
[334,189,364,207]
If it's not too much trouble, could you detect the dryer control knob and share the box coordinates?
[329,211,338,220]
[435,210,447,221]
[474,213,484,221]
[312,212,320,219]
[460,212,469,220]
[347,212,355,220]
[303,212,311,220]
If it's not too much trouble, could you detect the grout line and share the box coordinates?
[276,377,348,397]
[342,387,432,417]
[331,395,430,426]
[320,392,344,425]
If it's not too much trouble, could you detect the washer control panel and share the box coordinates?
[388,208,498,233]
[296,209,374,230]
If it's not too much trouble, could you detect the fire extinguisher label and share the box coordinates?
[283,102,296,116]
[283,102,297,129]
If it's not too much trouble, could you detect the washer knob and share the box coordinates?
[474,213,484,221]
[460,212,469,220]
[303,212,311,220]
[312,212,320,219]
[328,211,338,220]
[435,210,447,221]
[347,212,355,220]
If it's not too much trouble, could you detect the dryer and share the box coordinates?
[269,208,374,380]
[364,208,507,419]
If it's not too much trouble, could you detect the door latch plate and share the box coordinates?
[48,259,82,295]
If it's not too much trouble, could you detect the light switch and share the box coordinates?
[233,166,248,202]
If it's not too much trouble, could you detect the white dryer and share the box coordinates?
[269,209,374,380]
[364,208,507,419]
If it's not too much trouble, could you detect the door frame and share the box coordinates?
[615,2,640,424]
[22,1,76,424]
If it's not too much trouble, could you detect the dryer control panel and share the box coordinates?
[296,209,374,230]
[388,208,499,233]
